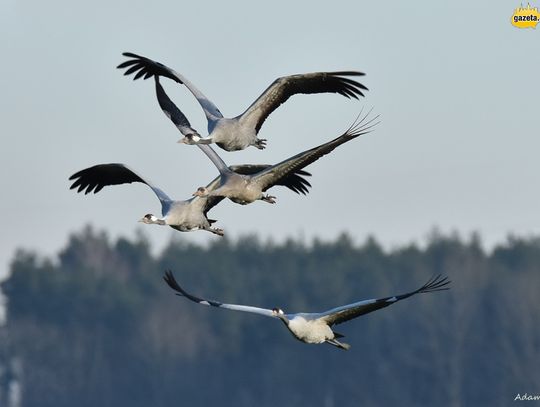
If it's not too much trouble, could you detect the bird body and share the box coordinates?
[69,161,312,232]
[163,271,450,350]
[164,199,216,233]
[110,52,448,353]
[68,163,225,236]
[149,75,377,206]
[207,174,263,205]
[208,118,255,151]
[286,316,336,345]
[192,110,378,205]
[118,52,368,151]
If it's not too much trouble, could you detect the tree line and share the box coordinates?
[0,226,538,406]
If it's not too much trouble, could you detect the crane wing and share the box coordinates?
[241,71,368,134]
[319,275,450,326]
[118,52,223,120]
[163,270,275,318]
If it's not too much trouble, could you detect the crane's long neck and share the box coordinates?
[197,145,230,175]
[276,314,290,327]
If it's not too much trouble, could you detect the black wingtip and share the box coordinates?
[122,51,140,58]
[163,270,222,306]
[163,269,183,295]
[392,275,451,303]
[117,52,143,69]
[68,174,85,193]
[344,107,380,139]
[418,275,451,294]
[331,70,366,77]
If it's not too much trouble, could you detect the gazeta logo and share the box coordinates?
[511,3,540,28]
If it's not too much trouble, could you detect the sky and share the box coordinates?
[1,0,539,280]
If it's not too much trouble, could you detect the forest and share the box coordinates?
[0,226,539,406]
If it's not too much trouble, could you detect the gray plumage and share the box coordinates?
[68,163,225,236]
[68,161,312,233]
[118,52,369,151]
[163,271,450,350]
[152,77,377,205]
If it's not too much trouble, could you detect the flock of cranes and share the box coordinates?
[69,53,449,350]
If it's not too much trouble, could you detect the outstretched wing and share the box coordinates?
[163,270,275,318]
[69,164,172,213]
[153,78,229,175]
[202,164,312,201]
[155,77,200,137]
[319,275,451,326]
[198,163,313,216]
[230,164,312,195]
[253,109,379,191]
[241,71,368,134]
[118,52,223,121]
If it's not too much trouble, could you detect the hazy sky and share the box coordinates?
[1,1,539,280]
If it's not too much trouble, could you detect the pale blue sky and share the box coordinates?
[1,1,539,279]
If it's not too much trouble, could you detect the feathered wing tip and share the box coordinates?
[117,52,180,83]
[417,275,451,294]
[344,106,381,139]
[163,270,185,295]
[282,170,312,195]
[163,270,222,307]
[68,164,145,195]
[330,71,366,77]
[117,53,155,81]
[68,170,99,194]
[326,72,369,99]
